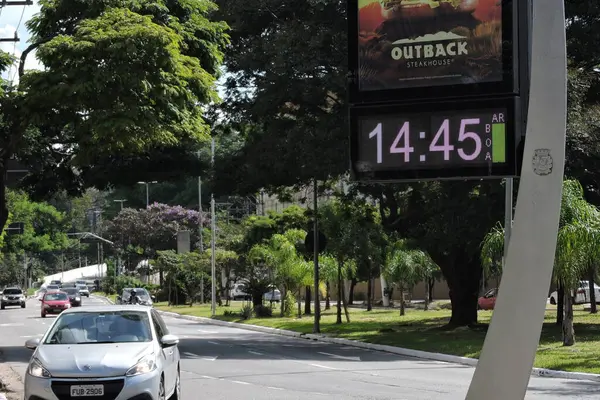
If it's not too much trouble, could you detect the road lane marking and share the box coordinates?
[197,329,214,333]
[309,363,338,370]
[0,323,24,327]
[183,352,198,357]
[267,387,284,390]
[202,356,217,361]
[207,341,219,345]
[231,380,250,385]
[247,350,263,356]
[317,351,360,361]
[201,375,217,380]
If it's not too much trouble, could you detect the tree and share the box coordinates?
[481,180,600,345]
[1,189,72,254]
[104,203,207,276]
[211,0,348,196]
[156,250,207,306]
[0,0,230,232]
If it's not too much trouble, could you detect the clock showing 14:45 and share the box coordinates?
[356,109,509,171]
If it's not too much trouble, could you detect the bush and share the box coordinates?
[254,304,273,318]
[282,291,296,317]
[240,304,253,320]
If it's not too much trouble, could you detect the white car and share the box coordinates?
[549,280,600,305]
[229,283,251,300]
[24,305,181,400]
[263,288,282,302]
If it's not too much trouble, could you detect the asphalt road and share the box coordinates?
[0,296,599,399]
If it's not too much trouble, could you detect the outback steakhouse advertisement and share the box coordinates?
[357,0,503,91]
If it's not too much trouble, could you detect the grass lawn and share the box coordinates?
[154,300,600,374]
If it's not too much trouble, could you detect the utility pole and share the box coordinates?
[313,178,320,333]
[138,181,157,208]
[113,200,126,276]
[197,150,205,303]
[211,137,217,317]
[114,199,127,210]
[0,31,18,43]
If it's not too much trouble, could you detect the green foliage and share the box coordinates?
[212,0,348,194]
[1,189,72,254]
[155,249,208,305]
[253,304,273,318]
[0,0,230,232]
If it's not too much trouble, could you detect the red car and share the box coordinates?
[40,291,71,318]
[478,288,498,311]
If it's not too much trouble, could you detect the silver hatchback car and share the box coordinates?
[24,305,181,400]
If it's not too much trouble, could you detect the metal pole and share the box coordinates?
[146,184,149,208]
[313,178,321,333]
[198,149,205,303]
[210,137,216,316]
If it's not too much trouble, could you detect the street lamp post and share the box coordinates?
[137,181,158,208]
[114,199,127,210]
[210,137,216,317]
[196,150,205,303]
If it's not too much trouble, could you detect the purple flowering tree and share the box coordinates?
[105,203,210,278]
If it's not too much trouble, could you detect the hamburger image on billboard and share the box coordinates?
[357,0,502,91]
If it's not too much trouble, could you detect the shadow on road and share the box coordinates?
[528,380,600,396]
[0,345,33,364]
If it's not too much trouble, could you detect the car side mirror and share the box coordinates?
[25,338,41,350]
[160,334,179,348]
[38,298,43,301]
[151,295,156,301]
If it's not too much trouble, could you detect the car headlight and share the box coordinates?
[75,297,81,301]
[1,296,7,301]
[28,358,51,378]
[126,353,156,376]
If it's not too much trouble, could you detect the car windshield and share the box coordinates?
[77,285,88,290]
[45,293,68,301]
[44,311,153,344]
[63,288,79,295]
[3,289,22,295]
[47,285,59,290]
[123,289,149,300]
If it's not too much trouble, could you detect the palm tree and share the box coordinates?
[383,240,424,316]
[410,250,439,310]
[481,179,600,346]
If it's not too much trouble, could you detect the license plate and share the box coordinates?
[70,385,104,396]
[53,308,62,312]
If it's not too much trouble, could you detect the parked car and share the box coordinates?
[62,287,83,307]
[40,291,71,318]
[229,283,251,300]
[263,287,282,302]
[117,288,155,306]
[23,305,181,400]
[549,280,600,305]
[478,288,498,310]
[1,287,26,309]
[76,284,90,297]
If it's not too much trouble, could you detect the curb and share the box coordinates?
[91,295,600,383]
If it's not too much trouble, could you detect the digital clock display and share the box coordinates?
[350,100,520,181]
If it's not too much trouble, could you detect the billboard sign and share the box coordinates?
[349,0,519,103]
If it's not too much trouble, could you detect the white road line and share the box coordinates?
[309,363,338,370]
[197,329,213,333]
[231,380,250,385]
[202,356,217,361]
[267,387,284,391]
[247,350,263,356]
[201,375,217,380]
[183,352,198,357]
[207,341,219,345]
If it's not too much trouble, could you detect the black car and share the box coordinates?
[1,287,26,309]
[62,287,82,307]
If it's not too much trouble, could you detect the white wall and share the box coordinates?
[43,263,106,285]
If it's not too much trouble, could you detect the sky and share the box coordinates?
[0,0,43,83]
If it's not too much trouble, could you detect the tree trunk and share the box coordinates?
[367,266,373,312]
[336,260,343,324]
[297,289,302,318]
[0,168,8,233]
[280,286,286,317]
[589,267,597,314]
[348,278,357,305]
[556,284,564,326]
[399,286,405,316]
[304,286,311,315]
[444,257,481,327]
[325,281,330,310]
[562,291,575,346]
[341,282,351,322]
[428,277,435,303]
[424,279,430,311]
